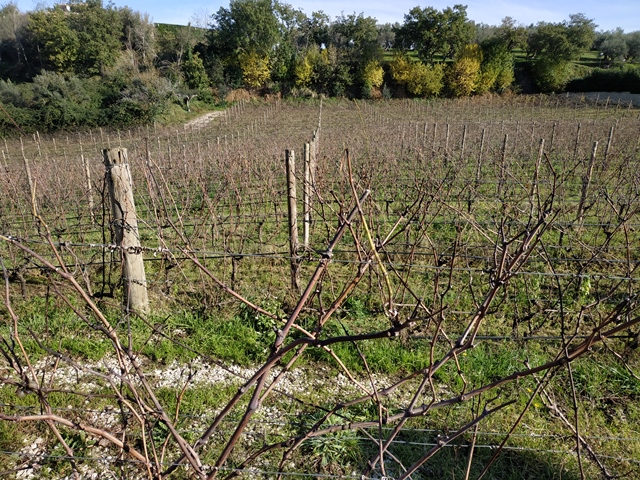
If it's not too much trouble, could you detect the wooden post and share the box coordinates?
[285,149,300,291]
[460,124,467,161]
[103,147,149,313]
[604,124,615,162]
[444,123,450,163]
[303,142,311,250]
[576,141,598,225]
[573,122,581,160]
[80,145,95,224]
[20,138,36,213]
[498,133,508,197]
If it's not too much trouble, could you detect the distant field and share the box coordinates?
[0,95,639,479]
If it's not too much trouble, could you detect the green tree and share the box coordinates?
[31,70,96,129]
[0,79,35,132]
[26,0,123,76]
[0,3,30,79]
[328,12,380,95]
[496,16,527,51]
[27,8,79,73]
[377,22,396,50]
[66,0,122,75]
[598,29,629,66]
[626,31,640,62]
[394,5,474,63]
[297,11,330,50]
[566,13,597,52]
[531,57,574,92]
[527,14,596,92]
[527,14,596,61]
[477,37,515,93]
[100,70,172,125]
[269,3,306,88]
[207,0,281,87]
[182,49,209,90]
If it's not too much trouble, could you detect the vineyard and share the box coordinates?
[0,94,639,479]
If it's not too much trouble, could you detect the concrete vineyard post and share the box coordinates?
[103,147,149,313]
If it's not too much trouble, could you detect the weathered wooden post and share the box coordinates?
[103,147,149,313]
[80,145,95,224]
[303,142,311,250]
[20,137,36,213]
[285,149,300,291]
[576,141,598,225]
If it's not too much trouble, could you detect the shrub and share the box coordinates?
[294,54,314,88]
[532,57,574,93]
[446,44,482,97]
[477,39,515,94]
[389,55,444,98]
[361,60,384,88]
[566,65,640,93]
[238,51,271,89]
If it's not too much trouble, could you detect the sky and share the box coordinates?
[12,0,640,32]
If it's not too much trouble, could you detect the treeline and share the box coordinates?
[1,0,639,134]
[0,0,209,133]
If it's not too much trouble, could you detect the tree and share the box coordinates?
[394,5,473,63]
[599,29,629,66]
[70,0,122,75]
[496,16,527,51]
[118,7,157,70]
[297,11,330,50]
[0,2,30,79]
[377,22,396,50]
[360,59,383,97]
[182,49,209,90]
[209,0,281,59]
[476,37,515,93]
[531,56,574,92]
[566,13,597,52]
[328,12,380,95]
[329,12,379,58]
[207,0,281,87]
[239,50,270,88]
[626,31,640,62]
[27,8,79,73]
[269,3,306,87]
[31,70,95,129]
[294,51,313,87]
[527,14,596,93]
[527,14,596,61]
[26,0,123,76]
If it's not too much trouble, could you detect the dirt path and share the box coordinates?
[184,110,225,128]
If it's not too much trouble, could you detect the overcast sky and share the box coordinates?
[13,0,640,32]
